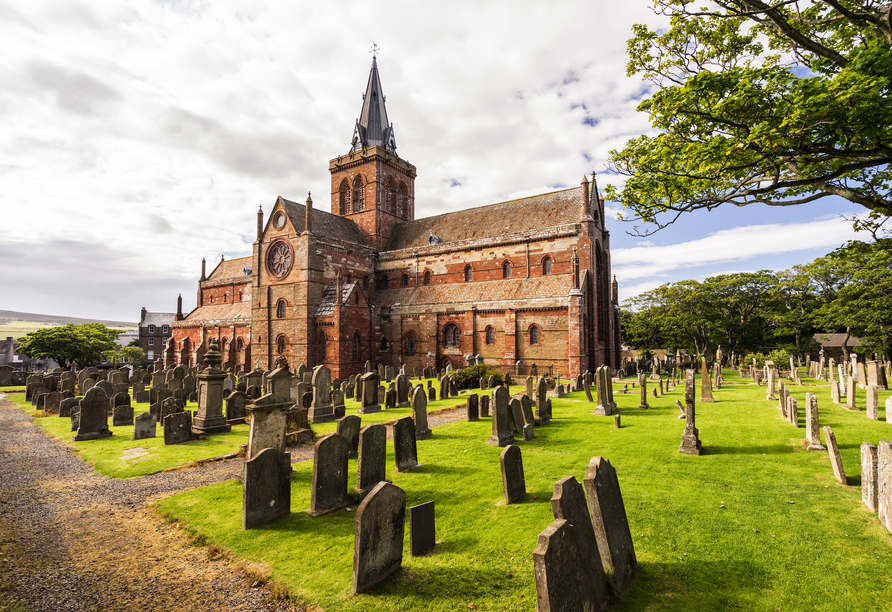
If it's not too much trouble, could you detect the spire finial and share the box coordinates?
[370,42,380,58]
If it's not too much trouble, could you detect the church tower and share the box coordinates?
[329,57,417,251]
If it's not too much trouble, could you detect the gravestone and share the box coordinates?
[488,386,513,447]
[510,398,525,434]
[823,426,846,484]
[427,386,436,402]
[500,445,526,504]
[866,385,880,420]
[308,364,334,423]
[113,403,134,426]
[226,391,248,424]
[246,394,290,460]
[700,358,714,402]
[396,374,411,408]
[356,424,388,497]
[60,397,79,418]
[243,447,291,529]
[481,394,490,417]
[133,412,156,440]
[525,376,534,400]
[467,393,479,421]
[846,376,857,409]
[163,412,191,445]
[804,393,824,450]
[73,387,112,441]
[679,370,702,455]
[878,441,892,534]
[359,372,381,414]
[520,395,535,427]
[394,416,421,472]
[595,366,615,416]
[337,415,362,457]
[584,456,637,593]
[409,501,436,556]
[309,433,350,516]
[352,482,406,594]
[536,377,550,425]
[888,397,892,424]
[638,377,648,409]
[787,396,798,427]
[412,387,431,440]
[533,519,605,612]
[384,386,396,410]
[550,475,610,608]
[862,442,878,512]
[44,391,62,415]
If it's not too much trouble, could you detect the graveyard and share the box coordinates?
[5,358,892,611]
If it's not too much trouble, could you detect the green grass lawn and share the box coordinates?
[154,369,892,611]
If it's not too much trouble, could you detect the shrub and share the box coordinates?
[453,365,503,390]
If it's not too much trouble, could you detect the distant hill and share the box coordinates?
[0,309,136,328]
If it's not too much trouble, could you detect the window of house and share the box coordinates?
[542,257,552,275]
[402,274,409,288]
[424,271,431,285]
[148,337,154,346]
[148,325,155,334]
[162,325,169,334]
[444,324,460,346]
[502,261,511,278]
[277,300,286,318]
[464,266,472,282]
[147,350,154,361]
[530,325,540,345]
[277,335,287,354]
[352,176,364,212]
[406,335,416,355]
[485,326,495,345]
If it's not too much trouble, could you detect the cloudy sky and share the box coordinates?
[1,0,867,323]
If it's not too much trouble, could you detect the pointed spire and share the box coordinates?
[200,257,206,281]
[305,191,313,234]
[256,204,263,240]
[352,57,396,153]
[176,294,184,321]
[612,274,619,304]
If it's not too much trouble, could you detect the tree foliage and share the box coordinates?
[17,323,122,369]
[605,1,892,236]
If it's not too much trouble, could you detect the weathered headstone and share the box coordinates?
[411,387,431,440]
[467,393,479,421]
[500,445,526,504]
[823,426,846,484]
[133,412,156,440]
[510,398,525,434]
[113,403,134,426]
[846,376,857,409]
[679,370,701,455]
[225,391,247,424]
[59,397,79,418]
[73,387,112,441]
[480,394,490,418]
[409,501,435,556]
[488,386,513,447]
[804,393,824,450]
[243,447,291,529]
[309,433,349,516]
[337,414,362,457]
[878,440,892,533]
[536,377,551,425]
[394,416,421,472]
[866,384,879,420]
[862,442,878,512]
[356,424,388,497]
[245,394,290,460]
[163,411,191,445]
[309,364,334,423]
[359,372,381,414]
[352,482,406,594]
[533,519,603,612]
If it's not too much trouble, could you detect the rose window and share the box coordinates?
[266,240,293,277]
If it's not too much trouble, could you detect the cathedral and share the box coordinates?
[167,58,620,379]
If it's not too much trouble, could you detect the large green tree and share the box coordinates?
[605,1,892,235]
[17,323,122,369]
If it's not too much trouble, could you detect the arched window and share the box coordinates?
[381,275,389,289]
[318,333,326,361]
[221,339,228,353]
[236,338,244,351]
[385,177,395,213]
[355,292,359,304]
[398,183,408,217]
[423,271,431,285]
[381,337,389,351]
[502,261,511,278]
[276,335,287,354]
[530,325,540,345]
[485,326,495,345]
[405,334,416,355]
[352,175,364,212]
[223,293,228,303]
[402,273,410,288]
[444,323,460,347]
[542,257,552,275]
[347,273,352,284]
[464,265,472,282]
[276,300,286,319]
[352,332,360,361]
[339,179,350,215]
[363,275,369,290]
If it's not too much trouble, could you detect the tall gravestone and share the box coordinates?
[823,426,846,484]
[877,440,892,534]
[352,482,406,594]
[467,393,479,421]
[309,365,334,423]
[337,415,362,457]
[536,377,551,424]
[700,358,714,402]
[500,445,526,504]
[804,393,824,450]
[309,433,349,516]
[394,416,421,472]
[595,366,615,416]
[73,387,112,441]
[679,370,702,455]
[193,341,231,435]
[359,372,381,414]
[412,386,431,440]
[246,394,290,460]
[866,384,880,420]
[356,424,388,497]
[243,447,291,529]
[862,442,878,512]
[488,386,513,447]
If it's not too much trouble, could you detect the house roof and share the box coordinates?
[279,198,369,247]
[314,283,358,317]
[176,288,253,327]
[377,275,571,314]
[206,256,253,283]
[140,312,176,328]
[813,333,861,348]
[384,186,584,252]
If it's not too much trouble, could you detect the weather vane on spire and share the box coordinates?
[370,42,380,58]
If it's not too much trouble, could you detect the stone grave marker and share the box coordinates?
[394,416,421,472]
[356,424,388,497]
[679,370,702,455]
[412,387,431,440]
[584,456,637,593]
[804,393,824,450]
[878,441,892,534]
[846,376,857,409]
[536,377,551,424]
[533,519,603,612]
[352,482,406,594]
[862,442,878,512]
[337,415,362,457]
[510,398,525,434]
[246,394,290,460]
[409,501,435,556]
[309,433,350,516]
[866,385,880,420]
[243,447,291,529]
[823,426,846,484]
[787,396,798,427]
[73,387,112,441]
[225,391,247,425]
[164,411,191,445]
[309,364,334,423]
[133,412,156,440]
[500,445,526,504]
[113,403,134,426]
[481,394,490,418]
[488,386,513,447]
[44,391,62,415]
[467,393,479,421]
[60,397,79,418]
[359,372,381,413]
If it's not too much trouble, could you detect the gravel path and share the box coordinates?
[0,394,471,612]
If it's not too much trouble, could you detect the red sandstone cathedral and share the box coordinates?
[167,58,620,378]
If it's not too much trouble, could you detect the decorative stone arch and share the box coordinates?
[443,323,461,347]
[397,182,409,218]
[464,265,473,282]
[401,273,410,288]
[423,270,432,285]
[384,176,396,213]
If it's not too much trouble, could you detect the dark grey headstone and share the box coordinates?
[163,412,191,445]
[44,391,62,415]
[823,426,846,483]
[481,394,490,417]
[533,519,601,612]
[338,415,362,457]
[409,501,435,556]
[352,482,406,594]
[226,391,247,424]
[113,404,134,426]
[467,393,479,421]
[73,387,112,441]
[309,433,349,516]
[584,456,637,593]
[394,416,420,472]
[243,448,291,529]
[488,387,513,447]
[510,398,524,434]
[500,445,526,504]
[60,397,79,418]
[356,424,387,497]
[133,412,156,440]
[412,387,431,440]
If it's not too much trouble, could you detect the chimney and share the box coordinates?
[256,205,263,240]
[305,192,313,233]
[176,294,184,321]
[140,307,147,323]
[200,258,206,281]
[581,175,590,216]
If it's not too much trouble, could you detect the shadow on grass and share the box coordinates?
[699,443,792,456]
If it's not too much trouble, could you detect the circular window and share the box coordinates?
[273,211,286,229]
[266,240,293,277]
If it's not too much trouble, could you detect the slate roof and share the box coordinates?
[206,257,253,283]
[353,57,396,153]
[314,283,358,317]
[813,333,861,348]
[377,275,570,313]
[140,312,176,328]
[384,186,583,252]
[279,198,368,247]
[177,288,253,327]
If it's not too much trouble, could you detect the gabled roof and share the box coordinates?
[140,312,176,328]
[206,256,253,283]
[278,197,369,247]
[176,286,253,327]
[314,282,359,317]
[377,275,570,314]
[384,186,584,253]
[813,333,860,348]
[352,57,396,153]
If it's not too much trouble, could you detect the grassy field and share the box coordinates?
[151,370,892,611]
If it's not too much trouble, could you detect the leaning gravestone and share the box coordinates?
[243,448,291,529]
[337,415,362,457]
[133,412,156,440]
[164,411,191,445]
[583,456,637,594]
[412,386,431,440]
[352,481,406,594]
[309,433,350,516]
[550,475,610,608]
[823,426,846,484]
[533,519,601,612]
[60,397,79,419]
[409,501,436,556]
[500,445,526,504]
[862,442,879,512]
[510,398,525,434]
[878,440,892,534]
[73,387,112,441]
[394,417,421,472]
[356,424,388,497]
